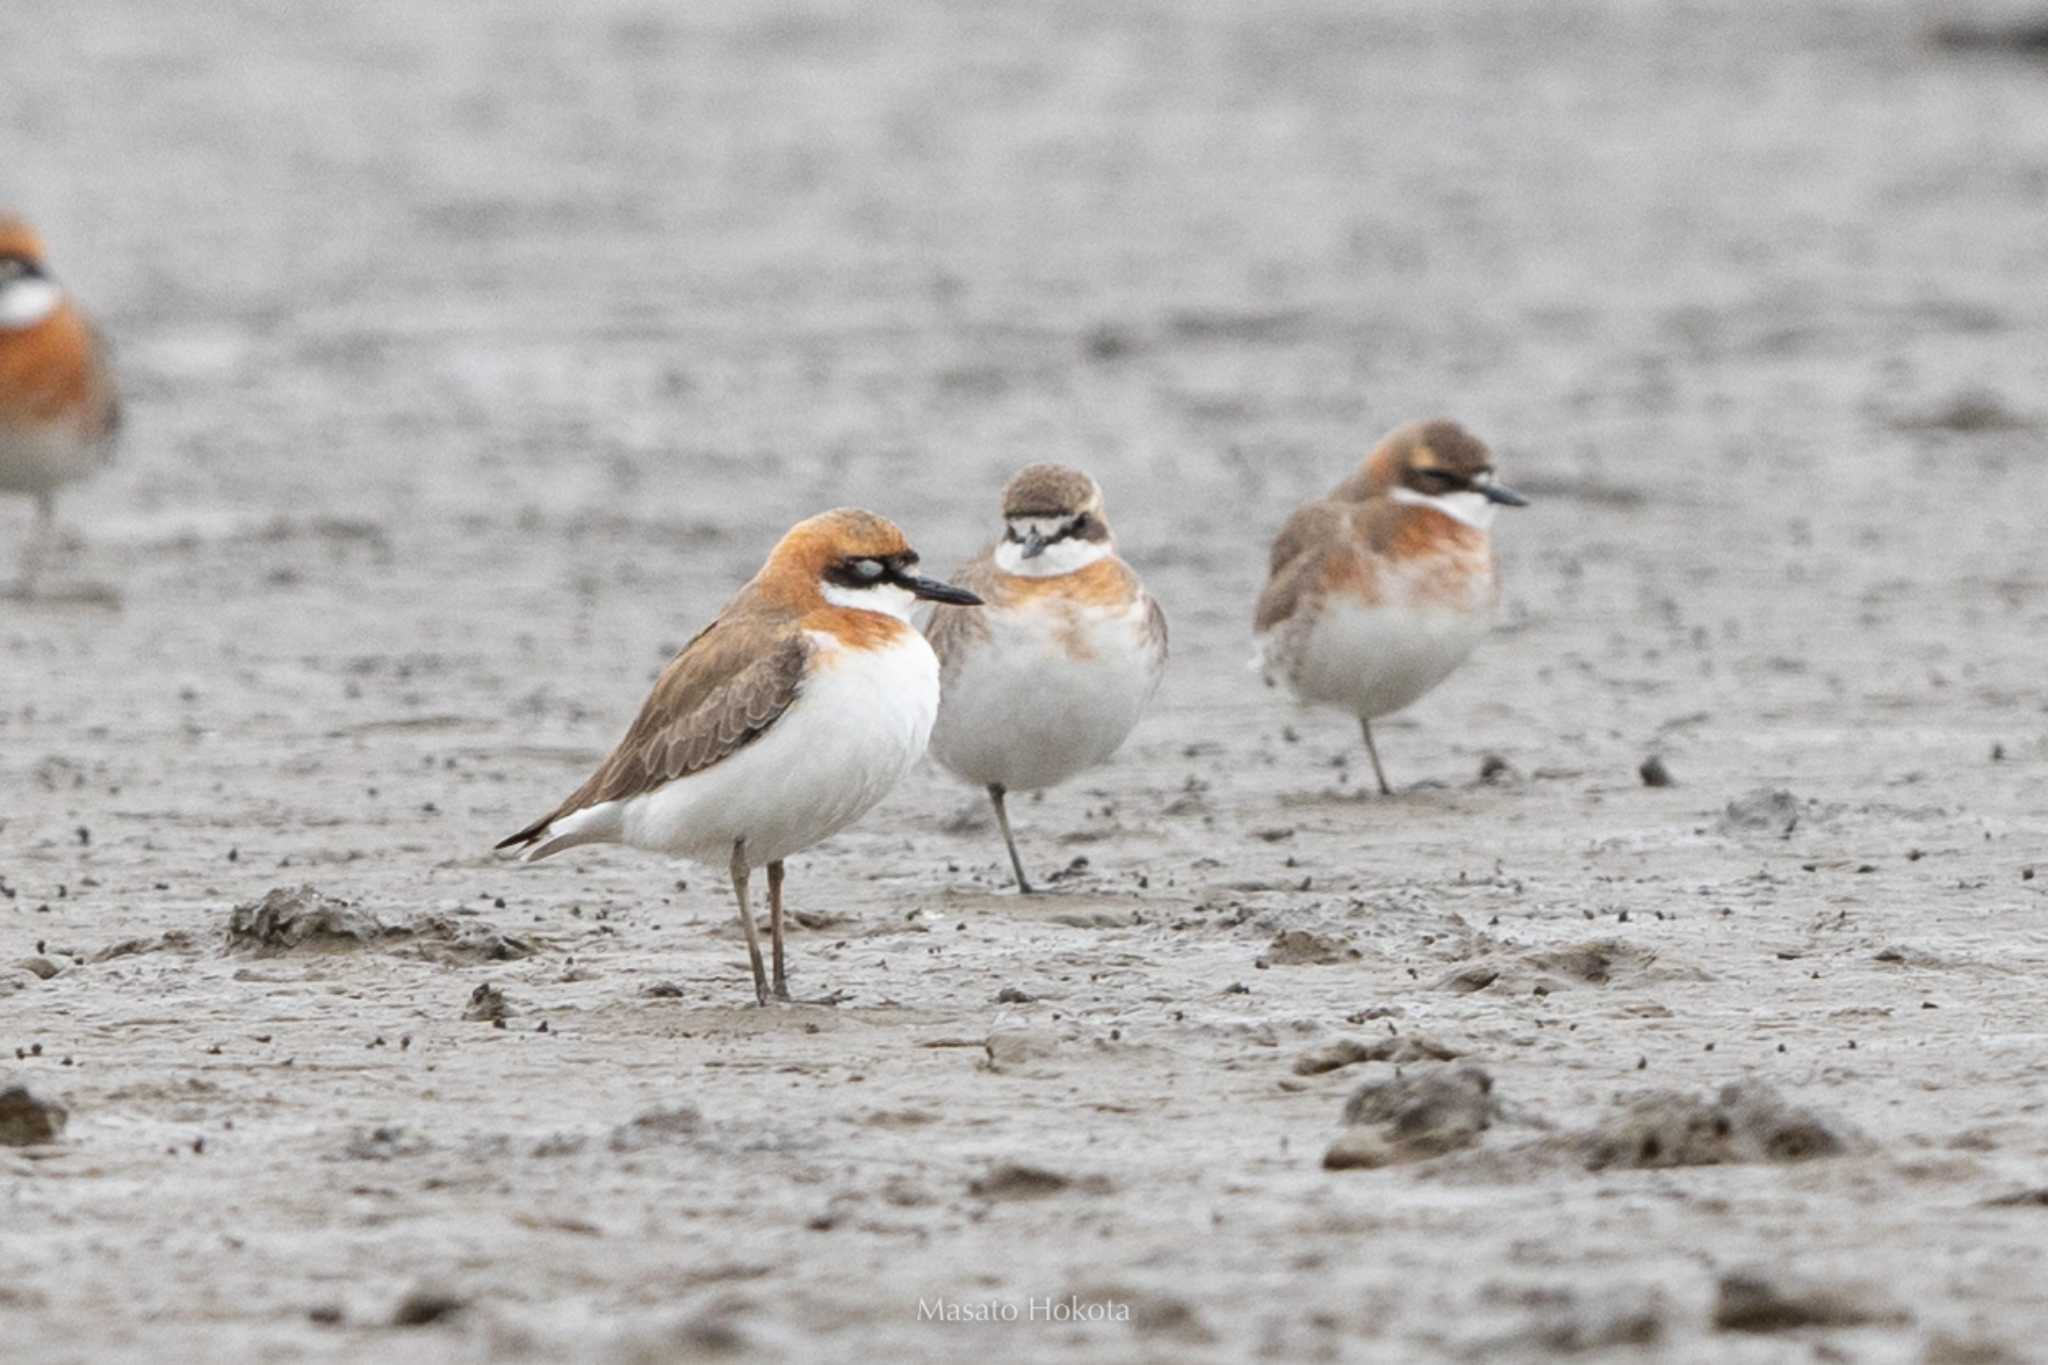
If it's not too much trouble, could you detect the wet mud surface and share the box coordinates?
[5,1,2048,1360]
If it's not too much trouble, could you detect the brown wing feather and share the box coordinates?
[1256,499,1348,633]
[1264,499,1345,576]
[1143,590,1169,660]
[497,618,808,850]
[920,548,1002,674]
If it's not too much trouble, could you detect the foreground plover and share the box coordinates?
[1254,420,1527,793]
[497,508,982,1004]
[0,216,120,596]
[922,464,1166,892]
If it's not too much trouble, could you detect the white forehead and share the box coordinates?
[0,277,62,330]
[820,578,918,621]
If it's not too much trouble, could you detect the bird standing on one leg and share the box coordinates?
[1254,420,1528,793]
[496,508,982,1005]
[0,216,120,598]
[922,464,1166,892]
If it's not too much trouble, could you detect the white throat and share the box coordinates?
[994,518,1113,578]
[0,278,62,330]
[1390,486,1496,531]
[820,579,918,621]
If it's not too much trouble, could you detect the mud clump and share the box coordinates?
[1294,1033,1464,1076]
[1579,1081,1864,1170]
[89,931,202,963]
[1717,788,1801,837]
[1436,939,1700,995]
[968,1162,1113,1200]
[1262,929,1359,966]
[983,1028,1063,1074]
[341,1125,432,1161]
[226,886,386,954]
[1479,1286,1667,1354]
[0,1085,68,1146]
[608,1105,702,1153]
[390,1285,469,1327]
[1325,1066,1496,1169]
[462,983,511,1023]
[226,886,539,962]
[1712,1269,1907,1333]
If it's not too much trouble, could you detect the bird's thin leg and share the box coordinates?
[768,858,789,1001]
[988,784,1034,894]
[18,492,54,597]
[1360,718,1392,796]
[730,839,769,1006]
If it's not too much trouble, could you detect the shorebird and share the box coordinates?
[1254,419,1527,794]
[922,464,1166,892]
[496,508,982,1004]
[0,216,120,597]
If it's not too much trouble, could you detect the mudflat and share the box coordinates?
[4,2,2046,1361]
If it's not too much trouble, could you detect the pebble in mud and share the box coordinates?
[0,1085,68,1146]
[1638,754,1674,787]
[463,983,511,1024]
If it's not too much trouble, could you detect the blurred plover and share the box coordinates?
[922,464,1166,892]
[0,216,120,597]
[497,508,983,1004]
[1254,420,1527,793]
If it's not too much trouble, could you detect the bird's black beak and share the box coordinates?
[1481,481,1529,507]
[900,573,982,606]
[1019,527,1051,560]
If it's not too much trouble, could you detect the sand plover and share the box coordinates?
[0,216,120,597]
[1254,420,1526,793]
[497,508,983,1004]
[922,464,1166,892]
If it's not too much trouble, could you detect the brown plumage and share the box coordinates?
[1,215,120,594]
[922,466,1165,891]
[494,507,981,1005]
[1001,463,1103,521]
[496,508,918,858]
[1254,419,1526,794]
[495,622,809,856]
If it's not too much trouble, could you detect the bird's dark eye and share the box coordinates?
[1069,515,1091,536]
[1423,469,1461,487]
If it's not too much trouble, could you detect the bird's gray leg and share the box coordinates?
[1360,718,1392,796]
[988,784,1034,893]
[18,492,54,597]
[731,839,769,1006]
[768,858,789,1001]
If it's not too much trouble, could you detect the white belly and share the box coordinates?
[0,424,107,495]
[611,630,940,868]
[928,596,1162,791]
[1281,598,1492,721]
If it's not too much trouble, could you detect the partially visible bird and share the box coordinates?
[1254,419,1527,794]
[922,464,1166,892]
[0,216,120,597]
[496,508,983,1005]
